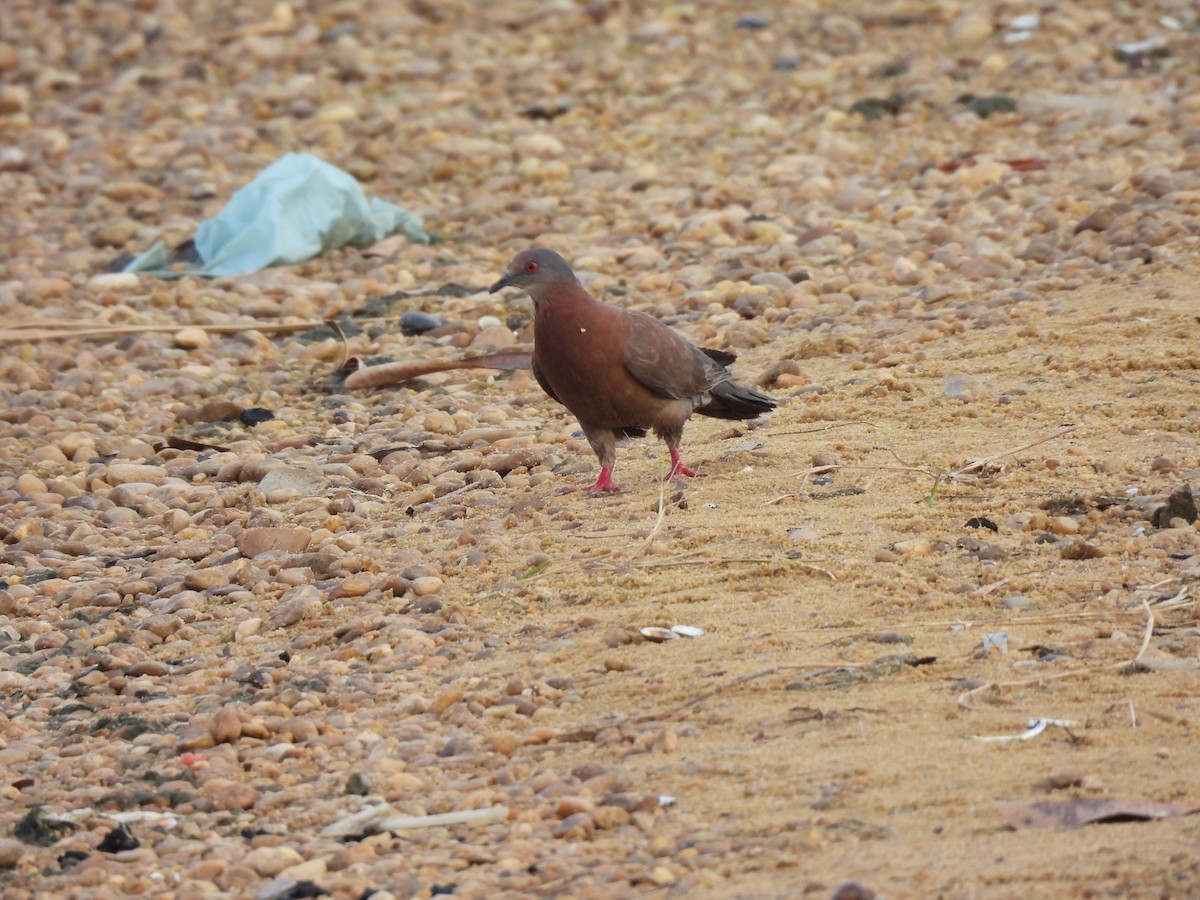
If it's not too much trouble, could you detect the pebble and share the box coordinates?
[513,133,565,159]
[87,273,141,292]
[1001,595,1033,610]
[422,411,457,435]
[949,11,994,48]
[174,327,211,350]
[0,838,24,869]
[237,527,312,558]
[213,707,242,744]
[105,464,166,486]
[200,778,259,811]
[410,576,444,596]
[1049,517,1080,536]
[267,585,321,629]
[258,468,326,499]
[244,846,304,877]
[399,311,442,336]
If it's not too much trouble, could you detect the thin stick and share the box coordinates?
[1134,599,1154,662]
[953,424,1079,475]
[0,320,329,343]
[1128,699,1137,728]
[772,421,877,437]
[327,318,351,369]
[789,463,940,480]
[609,554,823,572]
[640,466,669,550]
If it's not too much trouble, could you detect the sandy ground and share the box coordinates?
[466,270,1200,898]
[2,1,1200,898]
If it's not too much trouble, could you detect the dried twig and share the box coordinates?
[326,318,351,369]
[1,319,329,344]
[1134,599,1154,662]
[771,420,876,437]
[639,465,670,551]
[953,424,1079,476]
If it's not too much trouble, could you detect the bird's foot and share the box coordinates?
[666,450,701,480]
[567,468,622,493]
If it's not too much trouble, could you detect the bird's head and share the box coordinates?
[489,248,577,302]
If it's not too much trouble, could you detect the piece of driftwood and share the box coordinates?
[340,350,533,388]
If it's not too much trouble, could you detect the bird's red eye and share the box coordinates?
[524,261,539,273]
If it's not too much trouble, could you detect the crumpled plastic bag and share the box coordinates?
[125,153,430,278]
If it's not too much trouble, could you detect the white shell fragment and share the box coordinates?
[640,627,679,642]
[670,625,705,638]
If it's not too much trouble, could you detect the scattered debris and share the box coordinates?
[972,717,1080,743]
[995,798,1198,830]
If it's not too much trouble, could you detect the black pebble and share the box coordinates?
[965,516,999,532]
[278,882,330,899]
[98,824,139,853]
[240,407,275,427]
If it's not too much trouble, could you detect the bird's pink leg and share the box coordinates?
[666,448,700,479]
[567,467,622,493]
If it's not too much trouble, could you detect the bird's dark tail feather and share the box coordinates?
[697,380,776,420]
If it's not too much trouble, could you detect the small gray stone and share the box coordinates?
[268,584,321,629]
[258,467,326,498]
[1001,595,1033,610]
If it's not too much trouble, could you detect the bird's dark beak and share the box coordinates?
[489,272,515,294]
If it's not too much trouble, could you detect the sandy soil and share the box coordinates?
[466,270,1200,898]
[2,1,1200,898]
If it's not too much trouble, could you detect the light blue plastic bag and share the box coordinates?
[125,153,430,277]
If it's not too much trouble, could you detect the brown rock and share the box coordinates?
[0,838,24,870]
[237,527,312,558]
[92,217,141,248]
[1061,541,1106,560]
[431,686,464,715]
[201,778,259,811]
[1074,208,1116,234]
[213,707,242,744]
[489,731,518,756]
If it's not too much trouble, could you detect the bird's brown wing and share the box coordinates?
[531,357,562,404]
[622,311,729,400]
